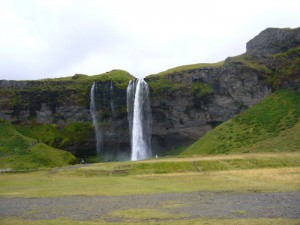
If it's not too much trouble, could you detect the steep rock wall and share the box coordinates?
[0,71,133,160]
[147,59,272,154]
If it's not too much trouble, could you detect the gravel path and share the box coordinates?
[0,191,299,221]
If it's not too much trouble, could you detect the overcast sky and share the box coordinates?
[0,0,299,80]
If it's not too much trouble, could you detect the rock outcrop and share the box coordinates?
[246,27,300,57]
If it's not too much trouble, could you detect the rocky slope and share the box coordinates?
[0,27,299,160]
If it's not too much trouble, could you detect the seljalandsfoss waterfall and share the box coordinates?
[89,79,151,161]
[90,81,103,156]
[127,79,152,161]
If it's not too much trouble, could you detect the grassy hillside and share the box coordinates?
[0,120,76,170]
[182,90,300,156]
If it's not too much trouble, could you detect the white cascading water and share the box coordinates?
[110,81,115,117]
[127,79,136,140]
[127,79,152,161]
[90,82,103,155]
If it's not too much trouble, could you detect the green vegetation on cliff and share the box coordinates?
[182,90,300,155]
[146,45,299,97]
[43,69,133,105]
[192,81,213,98]
[3,69,133,108]
[14,121,93,150]
[225,54,272,73]
[227,46,300,89]
[0,120,76,170]
[146,62,222,94]
[146,76,186,94]
[269,46,300,88]
[67,69,134,91]
[41,69,133,86]
[153,61,224,76]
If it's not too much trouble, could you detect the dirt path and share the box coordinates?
[0,191,299,222]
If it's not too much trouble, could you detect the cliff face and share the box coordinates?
[0,71,133,160]
[147,59,272,153]
[0,28,299,159]
[147,27,300,154]
[0,79,89,124]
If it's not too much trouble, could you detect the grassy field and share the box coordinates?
[1,166,299,198]
[1,152,299,198]
[1,218,299,225]
[1,152,299,224]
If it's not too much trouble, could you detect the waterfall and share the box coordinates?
[127,79,152,161]
[127,80,136,140]
[110,81,115,117]
[90,82,103,155]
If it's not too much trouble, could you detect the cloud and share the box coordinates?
[0,0,299,80]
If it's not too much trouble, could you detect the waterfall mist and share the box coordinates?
[127,79,152,161]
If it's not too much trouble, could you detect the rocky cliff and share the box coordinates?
[246,27,300,57]
[0,70,133,160]
[147,27,300,154]
[0,27,299,160]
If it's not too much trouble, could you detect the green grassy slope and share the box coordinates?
[182,90,300,155]
[0,120,76,170]
[14,122,93,151]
